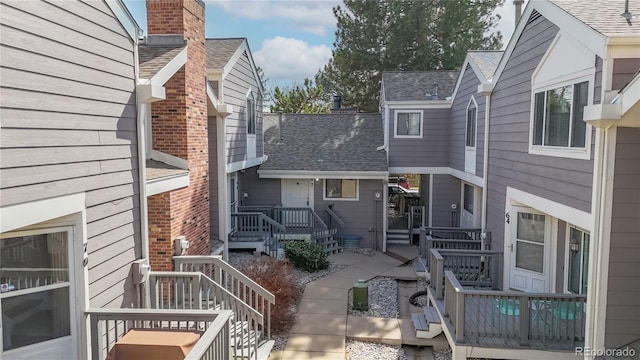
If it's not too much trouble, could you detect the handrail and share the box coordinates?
[310,209,328,230]
[325,206,345,227]
[430,248,502,299]
[185,310,232,360]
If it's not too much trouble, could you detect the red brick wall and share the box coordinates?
[147,0,209,271]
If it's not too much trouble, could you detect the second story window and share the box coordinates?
[466,99,477,148]
[247,91,256,135]
[532,81,588,148]
[395,111,422,138]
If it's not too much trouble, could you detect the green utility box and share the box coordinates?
[352,279,369,311]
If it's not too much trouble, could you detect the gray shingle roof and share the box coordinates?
[260,113,387,172]
[467,51,504,82]
[205,38,245,69]
[550,0,639,36]
[138,43,186,79]
[146,159,188,180]
[382,71,459,101]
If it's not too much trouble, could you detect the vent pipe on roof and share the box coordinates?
[431,84,439,100]
[277,112,284,144]
[621,0,633,22]
[333,95,342,110]
[514,0,524,25]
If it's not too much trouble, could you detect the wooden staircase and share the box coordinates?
[411,305,442,339]
[387,228,411,244]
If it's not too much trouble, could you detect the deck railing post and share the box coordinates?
[426,237,434,266]
[436,258,444,300]
[492,253,500,290]
[455,290,465,343]
[419,227,426,259]
[519,295,530,345]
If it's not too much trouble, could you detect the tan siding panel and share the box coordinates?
[0,109,137,132]
[1,145,135,168]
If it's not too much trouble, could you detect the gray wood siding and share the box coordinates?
[449,64,486,177]
[222,50,263,164]
[605,127,640,347]
[486,15,595,250]
[239,168,281,206]
[388,108,450,168]
[612,58,640,91]
[431,175,461,227]
[208,116,220,240]
[0,0,140,308]
[314,179,384,250]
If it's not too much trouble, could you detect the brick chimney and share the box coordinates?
[146,0,210,271]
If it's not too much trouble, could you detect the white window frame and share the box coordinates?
[564,224,590,295]
[528,72,594,160]
[323,179,359,201]
[393,110,423,138]
[246,89,256,136]
[465,97,477,149]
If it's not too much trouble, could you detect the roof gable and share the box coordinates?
[206,38,264,95]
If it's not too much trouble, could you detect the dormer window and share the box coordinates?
[466,98,477,148]
[246,91,256,135]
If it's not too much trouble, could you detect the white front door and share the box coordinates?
[1,228,76,360]
[508,207,552,292]
[282,179,312,208]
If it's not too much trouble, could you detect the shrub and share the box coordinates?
[239,257,302,334]
[283,240,329,272]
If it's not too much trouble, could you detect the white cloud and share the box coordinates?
[253,36,332,84]
[207,0,339,36]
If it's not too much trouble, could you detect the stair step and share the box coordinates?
[256,340,275,360]
[387,229,410,234]
[411,312,429,331]
[423,306,441,324]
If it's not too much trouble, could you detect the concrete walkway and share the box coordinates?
[273,250,417,360]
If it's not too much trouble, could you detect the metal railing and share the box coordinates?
[419,227,485,266]
[148,271,264,359]
[174,255,275,339]
[86,308,232,360]
[429,248,502,299]
[443,271,586,348]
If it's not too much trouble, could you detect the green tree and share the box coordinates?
[270,78,331,114]
[316,0,504,112]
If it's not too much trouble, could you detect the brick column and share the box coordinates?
[146,0,209,271]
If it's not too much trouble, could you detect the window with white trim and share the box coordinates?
[532,81,588,148]
[246,91,256,135]
[463,184,474,214]
[394,111,422,137]
[324,179,358,200]
[466,99,477,148]
[567,226,589,295]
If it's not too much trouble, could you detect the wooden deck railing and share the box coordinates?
[419,227,485,266]
[174,255,275,339]
[273,207,327,233]
[148,271,263,359]
[86,308,232,360]
[429,248,502,300]
[443,271,586,349]
[238,205,281,218]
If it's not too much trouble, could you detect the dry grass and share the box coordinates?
[239,257,303,334]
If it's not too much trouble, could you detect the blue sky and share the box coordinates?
[124,0,523,89]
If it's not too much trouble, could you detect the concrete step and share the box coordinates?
[387,229,410,234]
[387,231,410,244]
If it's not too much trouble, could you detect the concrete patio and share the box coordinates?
[271,247,447,360]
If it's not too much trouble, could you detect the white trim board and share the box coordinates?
[0,193,86,233]
[227,156,267,173]
[105,0,141,41]
[388,167,484,187]
[220,39,264,96]
[386,102,451,108]
[258,170,388,180]
[146,173,190,197]
[506,186,592,231]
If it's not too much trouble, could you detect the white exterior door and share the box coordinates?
[508,207,552,292]
[282,179,312,208]
[1,228,76,360]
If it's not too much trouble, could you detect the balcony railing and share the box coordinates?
[419,227,485,266]
[272,207,327,233]
[429,248,502,300]
[86,308,232,360]
[443,271,586,350]
[174,255,275,339]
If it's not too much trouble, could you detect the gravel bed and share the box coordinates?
[346,340,407,360]
[348,277,398,318]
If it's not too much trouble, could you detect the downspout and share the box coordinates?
[133,32,149,262]
[481,89,491,235]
